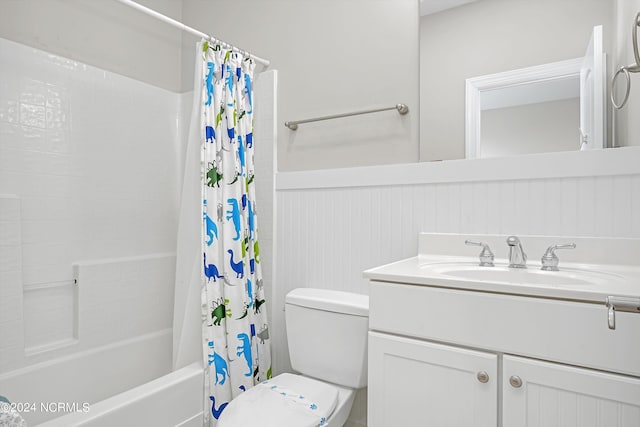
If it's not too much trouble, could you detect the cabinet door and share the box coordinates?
[368,331,497,427]
[503,355,640,427]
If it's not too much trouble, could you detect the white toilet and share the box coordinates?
[218,288,369,427]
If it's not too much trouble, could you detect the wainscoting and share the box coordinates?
[273,150,640,426]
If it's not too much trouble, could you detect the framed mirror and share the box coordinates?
[465,25,605,159]
[419,0,613,162]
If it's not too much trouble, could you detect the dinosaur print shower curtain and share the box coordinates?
[200,41,271,425]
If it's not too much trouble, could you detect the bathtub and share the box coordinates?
[0,329,199,426]
[36,362,203,427]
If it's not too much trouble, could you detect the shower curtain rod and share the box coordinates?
[113,0,270,67]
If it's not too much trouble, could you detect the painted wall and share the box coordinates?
[480,98,580,158]
[0,0,183,92]
[0,36,179,387]
[420,0,613,161]
[181,0,420,171]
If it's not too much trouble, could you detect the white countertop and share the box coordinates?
[363,254,640,304]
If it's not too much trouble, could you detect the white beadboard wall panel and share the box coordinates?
[559,179,578,236]
[274,171,640,378]
[576,176,596,237]
[485,180,502,234]
[274,173,640,426]
[594,176,615,238]
[613,175,633,238]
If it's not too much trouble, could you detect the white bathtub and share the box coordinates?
[0,329,184,426]
[36,362,203,427]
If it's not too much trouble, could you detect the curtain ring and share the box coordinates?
[611,66,631,110]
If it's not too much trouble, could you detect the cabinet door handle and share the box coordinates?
[476,371,489,383]
[509,375,523,388]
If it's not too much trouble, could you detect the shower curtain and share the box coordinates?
[199,41,271,425]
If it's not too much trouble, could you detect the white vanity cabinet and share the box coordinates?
[368,332,498,427]
[503,355,640,426]
[366,280,640,427]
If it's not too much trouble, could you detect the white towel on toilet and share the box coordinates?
[218,378,336,427]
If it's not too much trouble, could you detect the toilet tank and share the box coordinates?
[285,288,369,389]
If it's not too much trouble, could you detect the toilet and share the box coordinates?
[218,288,369,427]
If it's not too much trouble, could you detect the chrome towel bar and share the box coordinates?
[284,103,409,130]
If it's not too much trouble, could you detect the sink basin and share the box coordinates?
[419,262,621,287]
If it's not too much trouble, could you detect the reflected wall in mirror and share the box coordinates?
[419,0,613,161]
[467,58,583,159]
[465,24,605,160]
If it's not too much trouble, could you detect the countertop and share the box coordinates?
[363,254,640,304]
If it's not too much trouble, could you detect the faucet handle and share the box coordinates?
[541,243,576,271]
[465,240,495,267]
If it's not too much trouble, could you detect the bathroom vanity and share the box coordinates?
[364,233,640,427]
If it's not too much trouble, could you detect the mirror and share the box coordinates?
[419,0,613,161]
[466,59,583,158]
[466,25,605,159]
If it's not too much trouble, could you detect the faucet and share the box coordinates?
[465,240,494,267]
[540,243,576,271]
[506,236,527,268]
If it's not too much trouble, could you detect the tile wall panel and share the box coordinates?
[0,37,180,372]
[0,195,24,373]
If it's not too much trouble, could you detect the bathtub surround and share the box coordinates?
[0,38,180,424]
[0,328,172,426]
[0,195,24,370]
[37,362,203,427]
[173,43,207,371]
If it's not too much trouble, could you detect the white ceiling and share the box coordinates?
[419,0,477,17]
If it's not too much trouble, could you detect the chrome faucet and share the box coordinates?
[506,236,527,268]
[540,243,576,271]
[465,240,494,267]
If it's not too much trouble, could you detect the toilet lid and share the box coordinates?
[218,373,339,427]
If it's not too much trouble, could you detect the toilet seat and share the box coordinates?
[217,373,339,427]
